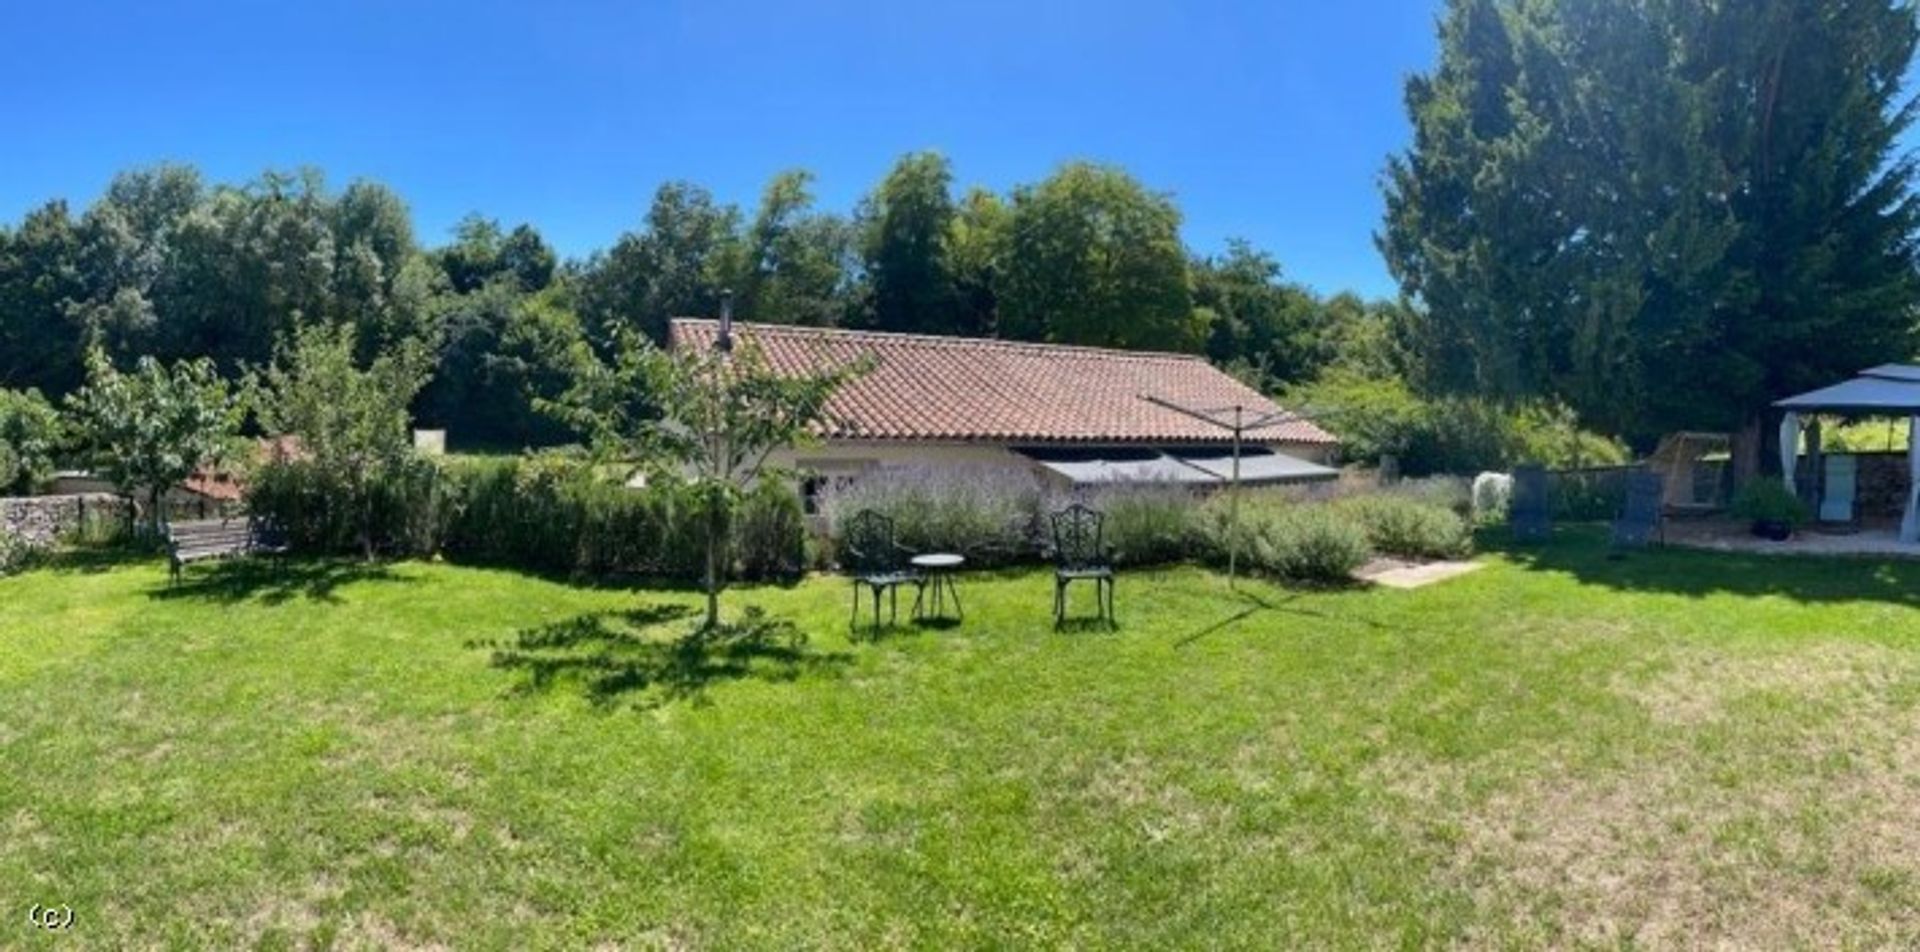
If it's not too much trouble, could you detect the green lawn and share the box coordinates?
[4,533,1920,948]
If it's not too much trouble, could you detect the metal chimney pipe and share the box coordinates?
[718,289,735,352]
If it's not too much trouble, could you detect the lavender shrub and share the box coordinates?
[820,464,1043,566]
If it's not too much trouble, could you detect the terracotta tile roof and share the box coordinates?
[668,320,1337,446]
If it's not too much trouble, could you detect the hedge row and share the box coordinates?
[249,456,1473,586]
[248,455,805,581]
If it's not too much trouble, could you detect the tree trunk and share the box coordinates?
[1731,415,1763,489]
[703,503,722,630]
[362,508,375,562]
[147,487,165,538]
[361,482,376,563]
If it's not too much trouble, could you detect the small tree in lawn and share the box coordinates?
[553,331,866,630]
[67,349,243,536]
[255,324,433,561]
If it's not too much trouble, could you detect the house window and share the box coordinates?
[796,464,870,516]
[801,475,830,516]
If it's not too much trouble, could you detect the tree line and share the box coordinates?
[0,156,1400,450]
[1383,0,1920,465]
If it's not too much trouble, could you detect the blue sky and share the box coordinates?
[0,1,1443,298]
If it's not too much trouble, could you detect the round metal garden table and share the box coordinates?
[911,553,965,622]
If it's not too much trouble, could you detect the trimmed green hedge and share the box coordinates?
[248,454,803,581]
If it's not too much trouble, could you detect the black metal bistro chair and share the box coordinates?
[1049,504,1116,629]
[844,510,924,632]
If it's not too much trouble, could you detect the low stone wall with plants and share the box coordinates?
[0,493,130,574]
[1,493,127,547]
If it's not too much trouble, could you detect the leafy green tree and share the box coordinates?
[255,324,433,560]
[499,225,557,293]
[0,201,88,396]
[1195,241,1331,388]
[65,165,206,362]
[947,187,1011,337]
[856,152,962,334]
[434,216,556,296]
[735,171,855,327]
[1383,0,1920,448]
[418,284,591,447]
[330,181,435,358]
[574,182,741,348]
[158,169,341,375]
[550,333,866,629]
[0,388,63,495]
[1000,163,1203,351]
[66,350,243,534]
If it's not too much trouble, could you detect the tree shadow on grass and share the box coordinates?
[148,558,405,605]
[478,603,853,710]
[1492,525,1920,608]
[1176,584,1384,648]
[31,546,156,576]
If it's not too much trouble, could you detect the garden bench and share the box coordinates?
[166,517,288,583]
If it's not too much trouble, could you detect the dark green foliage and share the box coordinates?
[1383,0,1920,441]
[1195,242,1336,388]
[416,285,590,447]
[855,152,967,335]
[0,201,89,396]
[1333,494,1472,560]
[1196,496,1371,584]
[572,182,742,349]
[1546,467,1635,522]
[734,479,808,581]
[734,171,857,329]
[1295,369,1628,476]
[435,216,555,295]
[248,453,449,557]
[246,454,807,582]
[1000,163,1203,351]
[0,388,63,495]
[1730,477,1811,528]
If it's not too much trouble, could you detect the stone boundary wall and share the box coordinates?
[0,494,129,548]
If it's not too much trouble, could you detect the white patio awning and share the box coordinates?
[1173,447,1340,483]
[1015,446,1337,487]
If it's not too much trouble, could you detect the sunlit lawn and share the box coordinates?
[4,531,1920,947]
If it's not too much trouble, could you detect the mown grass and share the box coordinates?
[3,530,1920,947]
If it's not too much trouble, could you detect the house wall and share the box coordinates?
[769,438,1335,477]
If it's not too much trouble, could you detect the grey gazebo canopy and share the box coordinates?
[1774,364,1920,542]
